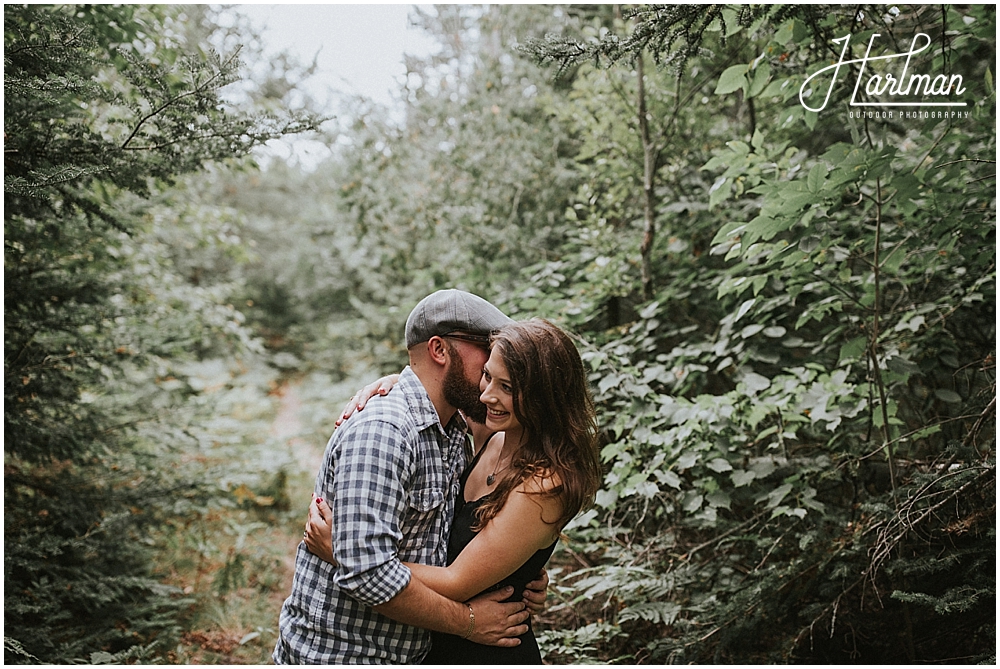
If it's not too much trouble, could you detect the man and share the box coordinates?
[273,290,533,664]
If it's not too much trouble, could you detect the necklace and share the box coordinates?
[486,438,509,486]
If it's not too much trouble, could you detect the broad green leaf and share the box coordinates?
[598,373,622,394]
[887,356,920,376]
[912,424,943,440]
[721,7,741,36]
[595,489,618,508]
[838,336,868,364]
[727,140,751,155]
[774,17,808,45]
[935,389,963,403]
[639,301,660,319]
[707,457,733,473]
[760,77,789,99]
[709,177,732,208]
[774,19,796,44]
[735,298,756,322]
[747,403,770,429]
[805,109,818,130]
[742,372,771,393]
[677,452,699,471]
[715,64,749,95]
[766,483,794,509]
[748,60,771,98]
[712,220,747,245]
[636,481,659,498]
[601,442,623,461]
[707,490,732,509]
[882,247,906,274]
[682,493,704,512]
[806,163,828,193]
[656,470,682,489]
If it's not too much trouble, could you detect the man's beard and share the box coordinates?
[443,352,487,425]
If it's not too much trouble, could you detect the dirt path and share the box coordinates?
[269,380,324,608]
[271,381,323,475]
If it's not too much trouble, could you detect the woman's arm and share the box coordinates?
[334,373,401,427]
[304,495,552,613]
[404,476,563,603]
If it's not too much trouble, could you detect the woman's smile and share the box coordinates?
[480,350,522,435]
[485,404,513,427]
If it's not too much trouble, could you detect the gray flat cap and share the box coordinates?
[405,289,512,348]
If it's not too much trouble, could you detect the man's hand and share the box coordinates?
[304,494,335,564]
[466,587,531,647]
[522,568,549,615]
[335,374,400,427]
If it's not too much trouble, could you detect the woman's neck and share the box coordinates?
[502,426,526,457]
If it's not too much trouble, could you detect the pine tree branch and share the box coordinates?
[119,48,242,151]
[865,465,995,579]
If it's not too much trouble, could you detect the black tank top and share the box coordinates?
[423,434,556,664]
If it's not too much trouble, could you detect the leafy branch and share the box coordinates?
[119,47,242,151]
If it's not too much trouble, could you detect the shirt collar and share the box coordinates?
[397,366,467,438]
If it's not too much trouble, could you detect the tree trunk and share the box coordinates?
[637,50,657,301]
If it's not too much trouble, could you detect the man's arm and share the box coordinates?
[323,415,530,645]
[306,495,548,614]
[324,417,417,606]
[374,577,529,647]
[306,493,532,644]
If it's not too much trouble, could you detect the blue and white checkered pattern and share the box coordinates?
[273,367,468,664]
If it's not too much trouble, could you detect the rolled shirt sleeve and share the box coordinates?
[323,416,413,605]
[273,366,465,664]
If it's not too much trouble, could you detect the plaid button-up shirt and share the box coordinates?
[273,367,469,664]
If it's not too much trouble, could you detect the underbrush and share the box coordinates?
[155,497,306,664]
[146,359,376,663]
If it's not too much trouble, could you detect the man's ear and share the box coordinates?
[426,336,449,366]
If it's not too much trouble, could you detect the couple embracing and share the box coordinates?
[273,290,601,664]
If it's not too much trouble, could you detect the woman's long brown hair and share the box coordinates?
[472,319,601,532]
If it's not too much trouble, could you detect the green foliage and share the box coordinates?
[254,4,587,373]
[212,4,992,663]
[6,3,994,664]
[4,4,318,663]
[519,3,995,664]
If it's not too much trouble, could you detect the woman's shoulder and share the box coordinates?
[509,468,565,531]
[518,466,563,495]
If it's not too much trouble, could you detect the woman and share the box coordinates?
[307,318,601,663]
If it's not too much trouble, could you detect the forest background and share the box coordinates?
[4,4,995,665]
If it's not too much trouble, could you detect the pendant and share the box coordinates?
[486,474,495,486]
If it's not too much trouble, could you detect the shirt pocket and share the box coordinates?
[294,543,337,622]
[398,486,445,556]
